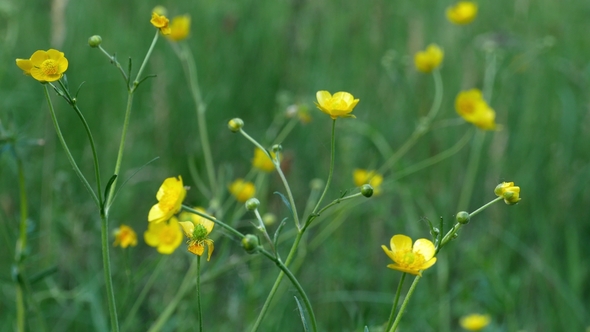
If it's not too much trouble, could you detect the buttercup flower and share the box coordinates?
[16,49,68,82]
[455,89,498,130]
[315,91,359,119]
[166,15,191,41]
[414,44,444,73]
[113,224,138,248]
[144,217,183,254]
[148,176,187,223]
[178,208,215,260]
[494,182,521,205]
[353,169,383,195]
[229,179,256,203]
[150,12,171,35]
[459,313,491,331]
[252,148,280,172]
[381,234,437,276]
[446,1,478,25]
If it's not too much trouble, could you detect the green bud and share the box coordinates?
[228,118,244,132]
[262,212,277,226]
[456,211,470,224]
[245,198,260,211]
[88,35,102,48]
[271,144,282,154]
[361,184,374,198]
[241,234,259,254]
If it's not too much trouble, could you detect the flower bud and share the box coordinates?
[241,234,259,254]
[245,198,260,211]
[88,35,102,48]
[262,212,277,226]
[228,118,244,132]
[361,184,374,198]
[494,181,521,205]
[456,211,471,224]
[271,144,282,154]
[152,5,167,16]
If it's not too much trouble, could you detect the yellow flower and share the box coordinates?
[459,313,491,331]
[455,89,498,130]
[315,91,359,119]
[178,208,215,260]
[151,12,171,35]
[144,217,183,254]
[16,49,68,82]
[148,176,187,223]
[252,148,280,173]
[446,1,478,25]
[228,179,256,203]
[113,224,138,248]
[353,169,383,195]
[381,234,437,276]
[166,15,191,41]
[494,182,521,205]
[414,44,444,73]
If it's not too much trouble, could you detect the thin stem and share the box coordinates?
[100,212,119,332]
[197,256,203,332]
[15,156,27,332]
[273,116,299,145]
[97,45,129,84]
[311,119,336,214]
[133,31,160,88]
[385,273,407,332]
[456,130,485,211]
[181,205,245,240]
[470,196,503,218]
[390,275,422,332]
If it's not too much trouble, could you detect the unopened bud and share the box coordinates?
[361,184,374,198]
[88,35,102,48]
[271,144,282,154]
[456,211,471,224]
[241,234,259,254]
[228,118,244,132]
[245,198,260,211]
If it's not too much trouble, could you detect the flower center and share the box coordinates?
[459,100,475,114]
[193,224,208,240]
[41,59,59,75]
[395,250,426,268]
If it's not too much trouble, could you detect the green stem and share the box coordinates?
[470,196,503,218]
[385,273,406,332]
[181,205,245,240]
[390,274,422,332]
[273,116,299,145]
[100,212,119,332]
[15,155,27,332]
[133,31,160,88]
[311,119,337,214]
[197,256,203,332]
[97,45,129,84]
[456,130,485,211]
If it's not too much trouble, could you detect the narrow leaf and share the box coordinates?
[293,296,309,332]
[273,218,288,250]
[273,191,292,215]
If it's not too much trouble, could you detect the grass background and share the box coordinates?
[1,0,589,331]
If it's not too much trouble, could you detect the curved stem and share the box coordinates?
[385,273,406,332]
[470,196,503,218]
[311,119,336,215]
[390,275,422,332]
[133,31,159,87]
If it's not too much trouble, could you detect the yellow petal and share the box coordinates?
[148,204,166,223]
[381,245,397,262]
[391,234,412,252]
[30,50,49,66]
[419,257,438,271]
[206,241,214,261]
[316,90,332,108]
[178,221,195,237]
[16,59,33,75]
[386,264,422,276]
[413,238,436,261]
[144,222,165,246]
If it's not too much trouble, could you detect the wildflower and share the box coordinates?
[494,182,521,205]
[228,118,244,132]
[144,217,183,254]
[455,89,498,130]
[229,179,256,203]
[286,104,312,124]
[459,313,491,331]
[446,1,478,25]
[315,91,359,119]
[148,176,187,223]
[16,49,68,82]
[150,12,171,35]
[113,224,138,248]
[414,44,444,73]
[178,208,215,260]
[252,148,280,172]
[381,234,437,276]
[166,15,191,41]
[353,169,383,195]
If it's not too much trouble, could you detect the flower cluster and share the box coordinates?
[455,89,498,130]
[414,44,444,73]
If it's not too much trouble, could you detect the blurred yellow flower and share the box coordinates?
[144,217,183,254]
[446,1,478,25]
[148,176,187,223]
[353,169,383,195]
[494,181,521,205]
[455,89,498,130]
[459,313,491,331]
[381,234,437,276]
[178,207,215,260]
[286,104,312,124]
[113,224,138,248]
[414,44,444,73]
[151,12,171,35]
[167,15,191,41]
[229,179,256,203]
[252,148,280,173]
[16,49,68,82]
[315,91,359,119]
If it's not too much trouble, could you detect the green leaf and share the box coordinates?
[294,296,309,332]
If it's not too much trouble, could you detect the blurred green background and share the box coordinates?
[1,0,589,331]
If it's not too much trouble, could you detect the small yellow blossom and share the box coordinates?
[144,217,183,254]
[381,234,437,276]
[16,49,68,82]
[252,148,280,173]
[315,91,359,119]
[455,89,498,130]
[494,182,521,205]
[151,12,171,35]
[459,313,491,331]
[113,224,138,248]
[446,1,478,25]
[353,169,383,195]
[178,208,215,260]
[229,179,256,203]
[166,15,191,41]
[414,44,444,73]
[148,176,187,223]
